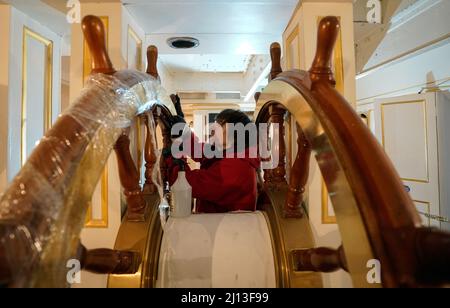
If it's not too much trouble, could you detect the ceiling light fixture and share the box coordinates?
[167,37,200,49]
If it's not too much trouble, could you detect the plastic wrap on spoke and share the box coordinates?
[0,71,169,287]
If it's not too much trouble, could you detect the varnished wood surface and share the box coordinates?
[82,15,115,75]
[114,134,147,221]
[292,246,348,273]
[285,125,310,218]
[270,42,282,81]
[80,245,141,275]
[143,114,158,195]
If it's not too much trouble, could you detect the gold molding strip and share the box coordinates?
[322,179,337,224]
[21,27,54,166]
[381,100,429,183]
[367,109,373,129]
[85,167,109,228]
[286,26,300,70]
[334,23,344,95]
[127,25,143,71]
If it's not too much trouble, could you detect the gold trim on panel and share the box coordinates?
[286,26,300,70]
[380,100,429,183]
[367,109,373,129]
[413,200,431,227]
[83,16,109,82]
[85,167,109,228]
[21,27,54,166]
[127,25,143,71]
[318,16,344,95]
[322,179,337,224]
[333,22,344,95]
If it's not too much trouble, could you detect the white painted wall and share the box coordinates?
[242,55,271,102]
[7,6,62,181]
[360,0,449,72]
[122,7,145,70]
[157,61,175,95]
[356,0,450,105]
[172,72,244,93]
[357,40,450,105]
[123,6,175,95]
[4,0,70,37]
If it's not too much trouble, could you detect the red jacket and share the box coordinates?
[166,133,260,213]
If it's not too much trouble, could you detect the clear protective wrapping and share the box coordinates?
[0,70,172,287]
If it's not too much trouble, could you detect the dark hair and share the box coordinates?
[215,109,255,152]
[216,109,252,127]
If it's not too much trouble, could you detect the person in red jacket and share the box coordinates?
[165,109,260,213]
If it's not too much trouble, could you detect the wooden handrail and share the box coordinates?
[256,16,450,287]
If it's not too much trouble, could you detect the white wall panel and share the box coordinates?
[8,7,61,180]
[381,100,428,182]
[22,30,48,163]
[374,93,441,229]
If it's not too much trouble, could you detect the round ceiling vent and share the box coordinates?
[167,37,200,49]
